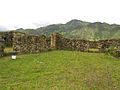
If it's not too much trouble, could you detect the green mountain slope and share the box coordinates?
[16,19,120,40]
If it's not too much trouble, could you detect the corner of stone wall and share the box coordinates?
[50,32,63,50]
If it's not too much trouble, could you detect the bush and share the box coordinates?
[106,44,120,57]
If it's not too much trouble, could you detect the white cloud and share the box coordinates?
[0,0,120,30]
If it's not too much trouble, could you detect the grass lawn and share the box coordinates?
[0,51,120,90]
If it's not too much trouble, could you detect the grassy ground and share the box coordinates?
[0,51,120,90]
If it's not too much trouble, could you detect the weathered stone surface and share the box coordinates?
[12,32,51,53]
[0,36,5,56]
[1,31,14,47]
[50,33,120,52]
[1,31,120,55]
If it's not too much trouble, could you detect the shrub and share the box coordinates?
[106,44,120,58]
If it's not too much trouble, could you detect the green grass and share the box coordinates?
[0,51,120,90]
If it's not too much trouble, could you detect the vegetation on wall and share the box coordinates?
[106,44,120,57]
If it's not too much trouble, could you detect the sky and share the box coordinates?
[0,0,120,30]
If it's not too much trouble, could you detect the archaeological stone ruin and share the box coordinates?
[0,36,5,56]
[0,31,120,57]
[12,32,51,53]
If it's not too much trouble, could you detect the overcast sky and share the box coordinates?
[0,0,120,30]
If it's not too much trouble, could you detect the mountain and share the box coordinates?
[16,19,120,40]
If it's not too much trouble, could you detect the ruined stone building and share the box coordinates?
[0,31,120,56]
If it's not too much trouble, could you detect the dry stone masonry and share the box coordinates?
[50,33,120,52]
[0,36,5,56]
[12,32,51,54]
[0,31,120,56]
[1,31,13,47]
[6,32,120,53]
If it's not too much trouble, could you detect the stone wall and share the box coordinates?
[0,31,119,57]
[12,32,51,54]
[0,36,5,56]
[0,31,13,47]
[50,33,97,51]
[51,33,120,52]
[97,39,120,52]
[1,32,119,54]
[59,38,90,51]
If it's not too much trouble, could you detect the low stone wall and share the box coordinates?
[0,36,5,56]
[51,33,120,52]
[97,39,120,52]
[1,31,119,55]
[12,32,51,54]
[51,33,89,51]
[0,31,13,47]
[59,38,90,51]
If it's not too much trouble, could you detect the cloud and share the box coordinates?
[0,26,7,31]
[0,0,120,30]
[32,21,50,27]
